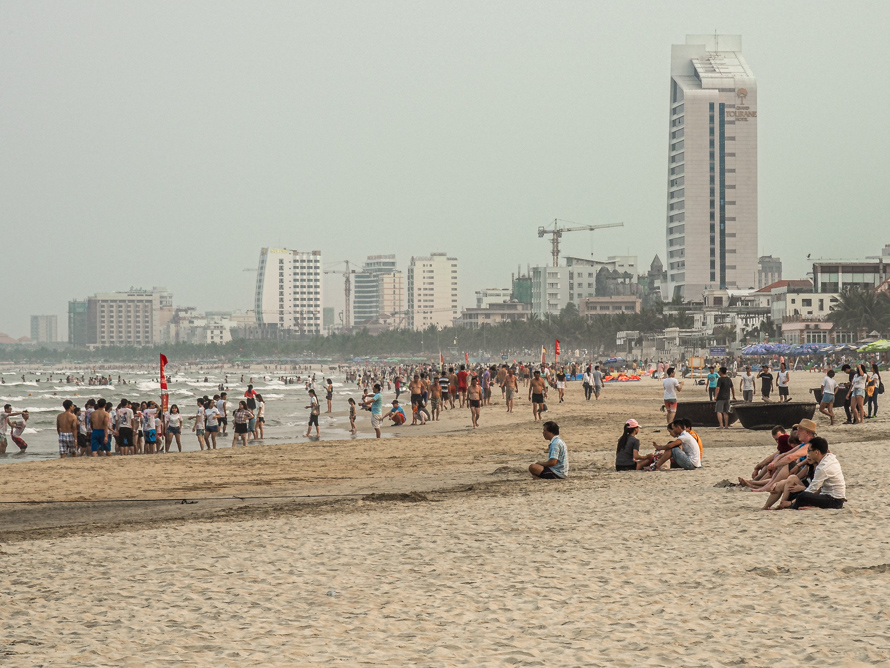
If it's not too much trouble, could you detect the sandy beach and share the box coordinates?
[2,373,888,666]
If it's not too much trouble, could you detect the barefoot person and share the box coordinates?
[529,370,547,422]
[715,367,736,429]
[502,367,518,413]
[89,399,111,457]
[662,367,683,425]
[467,377,482,428]
[116,399,135,456]
[304,389,320,438]
[361,383,384,438]
[164,404,184,452]
[232,401,254,447]
[0,404,23,454]
[528,421,568,479]
[189,398,207,450]
[651,421,701,470]
[818,370,838,425]
[56,400,77,458]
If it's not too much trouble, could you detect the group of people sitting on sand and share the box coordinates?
[614,418,703,471]
[737,418,846,510]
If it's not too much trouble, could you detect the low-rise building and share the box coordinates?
[579,296,641,318]
[456,301,531,330]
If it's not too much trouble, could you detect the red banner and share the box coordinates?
[440,351,444,367]
[555,339,561,357]
[465,352,469,366]
[541,345,546,366]
[160,353,169,412]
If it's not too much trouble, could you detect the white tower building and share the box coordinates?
[666,34,758,300]
[407,253,458,330]
[254,248,323,334]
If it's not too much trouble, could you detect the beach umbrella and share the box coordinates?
[858,339,890,352]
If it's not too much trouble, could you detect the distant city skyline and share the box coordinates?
[2,2,889,338]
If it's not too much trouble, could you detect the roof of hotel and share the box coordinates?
[755,279,813,293]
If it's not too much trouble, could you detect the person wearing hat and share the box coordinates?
[615,419,654,471]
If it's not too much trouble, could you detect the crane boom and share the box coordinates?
[537,219,624,266]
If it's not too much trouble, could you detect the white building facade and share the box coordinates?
[666,34,758,300]
[30,315,58,343]
[353,255,405,328]
[254,248,323,335]
[407,253,458,330]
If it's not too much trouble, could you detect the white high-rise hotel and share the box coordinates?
[254,247,323,334]
[666,35,758,300]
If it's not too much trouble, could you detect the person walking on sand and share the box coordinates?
[254,393,265,439]
[502,367,518,413]
[467,377,483,428]
[305,389,321,438]
[662,367,683,425]
[56,400,77,458]
[204,399,221,449]
[739,366,755,402]
[217,392,229,435]
[777,363,792,403]
[715,366,736,428]
[529,370,547,422]
[528,421,568,479]
[818,370,838,426]
[189,398,207,450]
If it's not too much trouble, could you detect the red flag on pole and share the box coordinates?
[555,339,561,357]
[541,345,546,365]
[440,351,444,367]
[159,354,169,412]
[465,351,470,365]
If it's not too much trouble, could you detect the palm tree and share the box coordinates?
[830,287,890,336]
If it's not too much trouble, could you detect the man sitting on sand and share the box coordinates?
[763,437,846,510]
[528,421,568,479]
[651,421,701,470]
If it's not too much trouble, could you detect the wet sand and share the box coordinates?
[2,373,888,666]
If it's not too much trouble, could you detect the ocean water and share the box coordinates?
[0,367,392,464]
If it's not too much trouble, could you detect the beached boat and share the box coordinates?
[732,401,817,430]
[674,400,739,428]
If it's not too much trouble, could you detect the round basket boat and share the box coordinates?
[732,401,817,430]
[674,400,740,428]
[810,385,848,407]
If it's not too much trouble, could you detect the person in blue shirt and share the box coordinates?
[361,383,385,438]
[386,400,406,425]
[528,421,569,479]
[706,366,719,401]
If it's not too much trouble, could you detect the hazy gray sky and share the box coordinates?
[2,0,889,338]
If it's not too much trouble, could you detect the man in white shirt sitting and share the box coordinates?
[786,437,846,509]
[652,421,702,471]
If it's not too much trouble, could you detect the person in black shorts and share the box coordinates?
[528,370,547,422]
[758,366,774,402]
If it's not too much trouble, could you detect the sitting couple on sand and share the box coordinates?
[614,418,702,471]
[737,419,846,510]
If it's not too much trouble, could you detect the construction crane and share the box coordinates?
[323,260,357,331]
[537,219,625,267]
